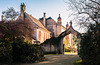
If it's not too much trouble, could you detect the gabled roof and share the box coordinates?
[68,25,81,36]
[25,13,51,33]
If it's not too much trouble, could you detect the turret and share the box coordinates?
[70,20,72,27]
[57,14,62,36]
[20,3,26,13]
[57,14,62,25]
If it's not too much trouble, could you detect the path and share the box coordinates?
[20,53,80,65]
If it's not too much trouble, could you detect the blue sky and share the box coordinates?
[0,0,82,32]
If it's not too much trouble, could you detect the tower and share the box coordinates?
[20,3,26,13]
[57,14,62,36]
[57,14,62,25]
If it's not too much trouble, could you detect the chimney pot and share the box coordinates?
[44,12,46,17]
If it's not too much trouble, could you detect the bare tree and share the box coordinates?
[65,0,100,31]
[2,7,19,21]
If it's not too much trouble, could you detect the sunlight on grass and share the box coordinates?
[64,52,72,54]
[73,60,82,65]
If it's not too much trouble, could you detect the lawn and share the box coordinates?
[64,52,77,54]
[64,52,72,54]
[73,60,82,65]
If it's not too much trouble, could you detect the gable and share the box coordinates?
[25,13,51,33]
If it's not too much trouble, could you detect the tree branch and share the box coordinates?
[78,12,98,25]
[90,0,100,5]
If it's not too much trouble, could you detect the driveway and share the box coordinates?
[19,53,80,65]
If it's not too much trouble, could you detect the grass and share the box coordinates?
[44,52,62,55]
[64,52,72,54]
[73,60,82,65]
[44,52,77,55]
[64,52,77,54]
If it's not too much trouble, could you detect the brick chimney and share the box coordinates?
[43,12,46,26]
[20,3,26,13]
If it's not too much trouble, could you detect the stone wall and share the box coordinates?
[41,42,57,53]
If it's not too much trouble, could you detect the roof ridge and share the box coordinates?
[25,13,51,33]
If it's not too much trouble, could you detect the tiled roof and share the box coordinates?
[25,13,51,33]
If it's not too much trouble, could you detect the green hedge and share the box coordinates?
[0,39,44,64]
[0,41,13,63]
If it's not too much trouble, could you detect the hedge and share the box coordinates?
[0,39,44,64]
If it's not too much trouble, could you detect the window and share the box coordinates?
[39,31,41,40]
[48,35,49,38]
[44,33,45,41]
[46,34,48,39]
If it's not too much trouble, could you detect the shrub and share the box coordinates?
[0,39,44,63]
[79,24,100,65]
[0,40,12,63]
[12,39,44,63]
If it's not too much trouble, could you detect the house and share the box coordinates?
[19,3,66,44]
[0,3,72,45]
[39,13,66,37]
[19,3,51,43]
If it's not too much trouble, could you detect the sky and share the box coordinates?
[0,0,82,33]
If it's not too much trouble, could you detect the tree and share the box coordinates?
[66,0,100,30]
[0,18,34,43]
[79,24,100,65]
[65,0,100,65]
[0,7,34,42]
[63,39,70,52]
[73,34,78,46]
[0,7,45,64]
[2,7,19,21]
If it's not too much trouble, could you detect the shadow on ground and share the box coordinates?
[16,53,80,65]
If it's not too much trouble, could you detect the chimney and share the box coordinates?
[23,3,26,12]
[43,12,46,26]
[1,15,4,21]
[20,3,26,13]
[20,3,23,13]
